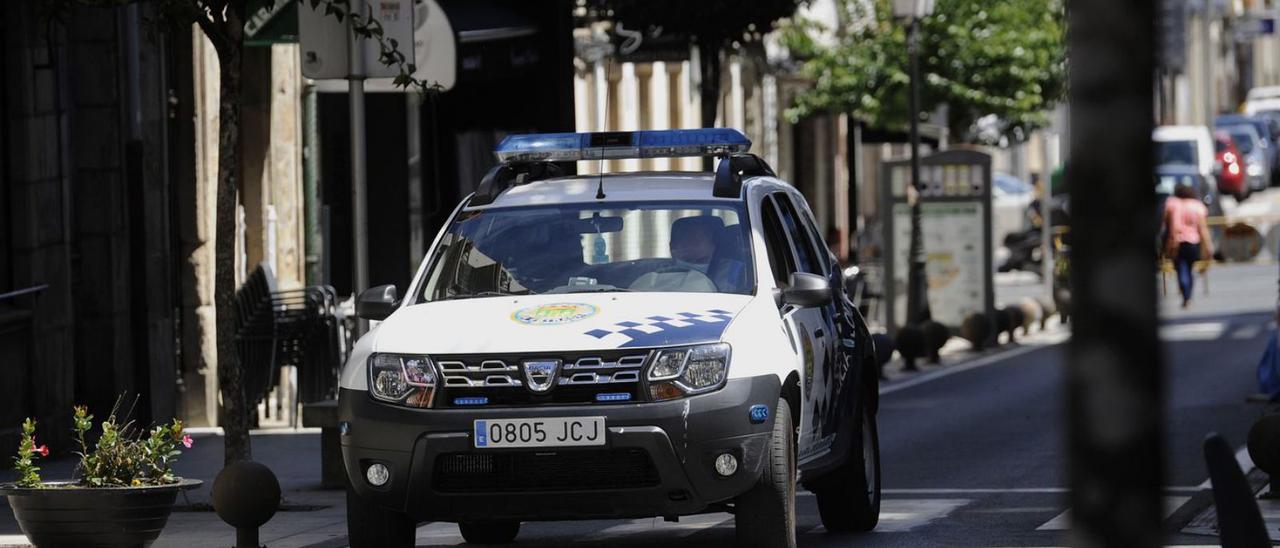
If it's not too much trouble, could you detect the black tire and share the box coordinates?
[735,399,797,548]
[814,394,881,533]
[346,485,416,548]
[458,520,520,544]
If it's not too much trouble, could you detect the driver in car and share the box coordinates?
[630,216,745,292]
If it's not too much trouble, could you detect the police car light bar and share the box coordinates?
[494,129,751,163]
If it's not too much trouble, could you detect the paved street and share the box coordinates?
[1,263,1273,547]
[375,274,1272,547]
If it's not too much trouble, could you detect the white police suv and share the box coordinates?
[339,129,881,548]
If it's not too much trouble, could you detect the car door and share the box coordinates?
[758,193,832,463]
[771,193,841,463]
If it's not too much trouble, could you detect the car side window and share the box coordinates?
[759,195,796,286]
[772,193,822,275]
[782,193,831,276]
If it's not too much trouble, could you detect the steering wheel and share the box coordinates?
[629,265,717,292]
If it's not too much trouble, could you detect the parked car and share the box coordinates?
[339,128,882,548]
[1214,122,1270,192]
[1246,86,1280,103]
[1212,130,1248,200]
[1215,114,1280,185]
[1153,125,1216,184]
[991,172,1034,259]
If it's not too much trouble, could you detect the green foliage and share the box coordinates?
[42,0,437,95]
[73,403,192,487]
[785,0,1066,144]
[9,402,193,489]
[13,419,46,488]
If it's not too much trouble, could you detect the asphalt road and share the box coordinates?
[397,263,1276,547]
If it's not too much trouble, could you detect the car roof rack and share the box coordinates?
[468,129,775,206]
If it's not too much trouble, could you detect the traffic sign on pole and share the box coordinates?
[298,0,415,80]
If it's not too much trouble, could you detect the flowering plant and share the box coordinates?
[13,419,49,488]
[10,403,193,488]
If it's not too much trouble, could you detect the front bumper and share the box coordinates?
[339,374,781,522]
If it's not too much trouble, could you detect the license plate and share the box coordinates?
[473,417,606,449]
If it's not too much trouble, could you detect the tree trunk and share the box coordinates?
[213,39,251,465]
[696,34,722,171]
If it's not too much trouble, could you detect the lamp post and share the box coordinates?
[895,0,935,327]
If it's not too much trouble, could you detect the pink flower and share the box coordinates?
[181,434,193,449]
[35,445,48,458]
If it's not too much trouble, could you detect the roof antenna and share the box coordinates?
[596,58,612,200]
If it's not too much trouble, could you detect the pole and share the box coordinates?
[905,16,930,325]
[1202,0,1213,124]
[1067,0,1163,546]
[349,0,369,334]
[407,93,425,268]
[302,83,323,286]
[1040,132,1054,297]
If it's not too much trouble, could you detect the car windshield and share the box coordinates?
[993,174,1030,195]
[1227,129,1256,154]
[419,201,754,301]
[1155,140,1197,166]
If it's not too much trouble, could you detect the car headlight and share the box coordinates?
[647,343,731,400]
[1248,163,1264,176]
[369,354,436,408]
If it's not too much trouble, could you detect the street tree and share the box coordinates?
[783,0,1066,144]
[44,0,426,465]
[594,0,803,134]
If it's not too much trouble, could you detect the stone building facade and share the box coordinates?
[1,2,184,446]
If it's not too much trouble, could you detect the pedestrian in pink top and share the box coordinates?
[1163,183,1213,308]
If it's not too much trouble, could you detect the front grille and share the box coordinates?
[435,351,651,407]
[433,449,660,492]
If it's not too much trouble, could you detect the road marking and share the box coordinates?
[1231,323,1264,339]
[869,499,971,533]
[1035,496,1189,531]
[576,514,734,542]
[881,486,1204,495]
[1159,321,1228,341]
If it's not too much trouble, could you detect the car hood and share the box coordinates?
[371,292,754,354]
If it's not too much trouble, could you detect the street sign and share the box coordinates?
[301,0,455,92]
[880,150,995,331]
[298,0,415,80]
[245,0,298,46]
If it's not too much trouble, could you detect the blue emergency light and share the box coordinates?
[494,129,751,163]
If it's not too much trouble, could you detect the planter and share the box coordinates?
[0,479,201,548]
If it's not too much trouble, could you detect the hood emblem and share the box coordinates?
[523,360,561,393]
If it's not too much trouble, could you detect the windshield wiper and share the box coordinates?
[443,291,520,300]
[562,286,631,294]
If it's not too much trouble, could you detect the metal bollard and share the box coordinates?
[1247,414,1280,498]
[212,460,281,548]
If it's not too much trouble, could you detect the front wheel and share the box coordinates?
[346,485,416,548]
[459,520,520,544]
[735,399,797,548]
[814,396,881,533]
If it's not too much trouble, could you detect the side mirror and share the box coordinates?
[782,272,832,308]
[356,284,399,321]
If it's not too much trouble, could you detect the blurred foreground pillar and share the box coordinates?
[1066,1,1164,547]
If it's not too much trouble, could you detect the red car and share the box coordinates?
[1214,130,1249,200]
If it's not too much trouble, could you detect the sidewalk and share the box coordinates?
[0,429,348,548]
[878,314,1070,385]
